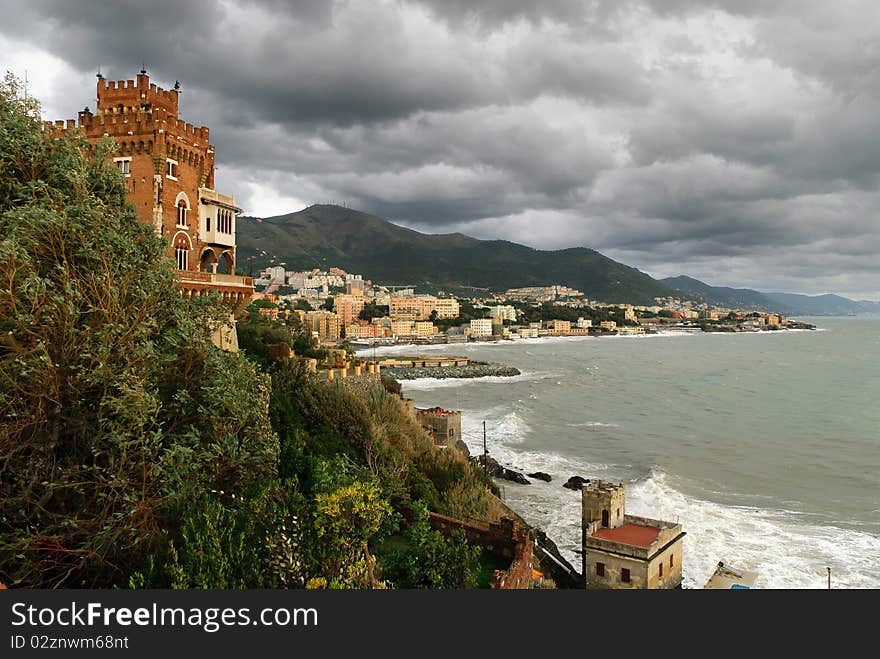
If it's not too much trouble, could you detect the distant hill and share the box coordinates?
[662,275,880,316]
[763,292,880,316]
[236,204,675,304]
[660,276,774,311]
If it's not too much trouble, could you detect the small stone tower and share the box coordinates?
[581,480,626,576]
[582,480,627,530]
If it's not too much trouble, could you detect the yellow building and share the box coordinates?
[414,321,436,337]
[599,320,617,331]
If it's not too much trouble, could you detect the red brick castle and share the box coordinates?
[48,70,253,318]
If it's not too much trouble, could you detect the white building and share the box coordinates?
[470,318,494,337]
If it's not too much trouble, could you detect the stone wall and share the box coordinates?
[428,513,534,590]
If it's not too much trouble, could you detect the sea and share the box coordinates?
[357,317,880,589]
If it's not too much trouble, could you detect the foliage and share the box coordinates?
[381,503,480,589]
[0,75,276,588]
[237,313,326,364]
[314,481,391,588]
[358,302,388,321]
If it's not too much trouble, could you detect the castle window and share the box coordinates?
[596,563,605,577]
[175,247,188,270]
[670,555,674,568]
[177,200,188,227]
[114,157,131,176]
[621,568,630,584]
[206,215,211,233]
[659,562,664,578]
[166,159,177,180]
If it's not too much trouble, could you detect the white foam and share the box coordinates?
[626,470,880,589]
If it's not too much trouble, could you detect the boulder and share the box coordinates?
[527,471,552,482]
[472,455,531,485]
[563,475,591,491]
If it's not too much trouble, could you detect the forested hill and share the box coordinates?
[236,204,675,304]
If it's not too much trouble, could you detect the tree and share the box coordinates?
[359,302,389,321]
[314,482,391,588]
[0,75,277,588]
[322,296,335,311]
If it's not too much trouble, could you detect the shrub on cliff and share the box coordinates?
[0,75,277,588]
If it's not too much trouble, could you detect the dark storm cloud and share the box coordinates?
[2,0,879,298]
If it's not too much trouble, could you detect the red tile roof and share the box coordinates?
[592,523,660,548]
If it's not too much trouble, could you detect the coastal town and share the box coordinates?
[250,265,815,352]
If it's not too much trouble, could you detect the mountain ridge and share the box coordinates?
[236,204,674,304]
[235,204,877,314]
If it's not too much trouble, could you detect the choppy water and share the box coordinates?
[358,318,880,588]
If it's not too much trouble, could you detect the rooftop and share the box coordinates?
[591,523,660,548]
[416,407,460,416]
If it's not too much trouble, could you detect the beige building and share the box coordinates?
[433,297,461,319]
[546,319,571,333]
[582,481,685,589]
[390,295,459,321]
[334,294,364,327]
[599,320,617,331]
[305,310,340,340]
[413,321,436,337]
[619,306,637,322]
[391,319,416,336]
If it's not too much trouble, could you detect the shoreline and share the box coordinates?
[356,325,823,357]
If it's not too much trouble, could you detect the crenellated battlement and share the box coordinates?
[97,71,179,119]
[46,108,210,143]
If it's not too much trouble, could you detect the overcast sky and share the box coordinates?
[3,0,879,299]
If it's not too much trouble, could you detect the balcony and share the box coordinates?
[176,271,254,311]
[199,187,240,248]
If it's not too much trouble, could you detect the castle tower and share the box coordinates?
[582,480,626,531]
[49,70,252,316]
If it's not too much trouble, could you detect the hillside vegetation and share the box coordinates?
[0,75,499,589]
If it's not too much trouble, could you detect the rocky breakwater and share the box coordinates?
[384,361,521,380]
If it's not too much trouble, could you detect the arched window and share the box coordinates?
[174,234,190,271]
[174,192,190,227]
